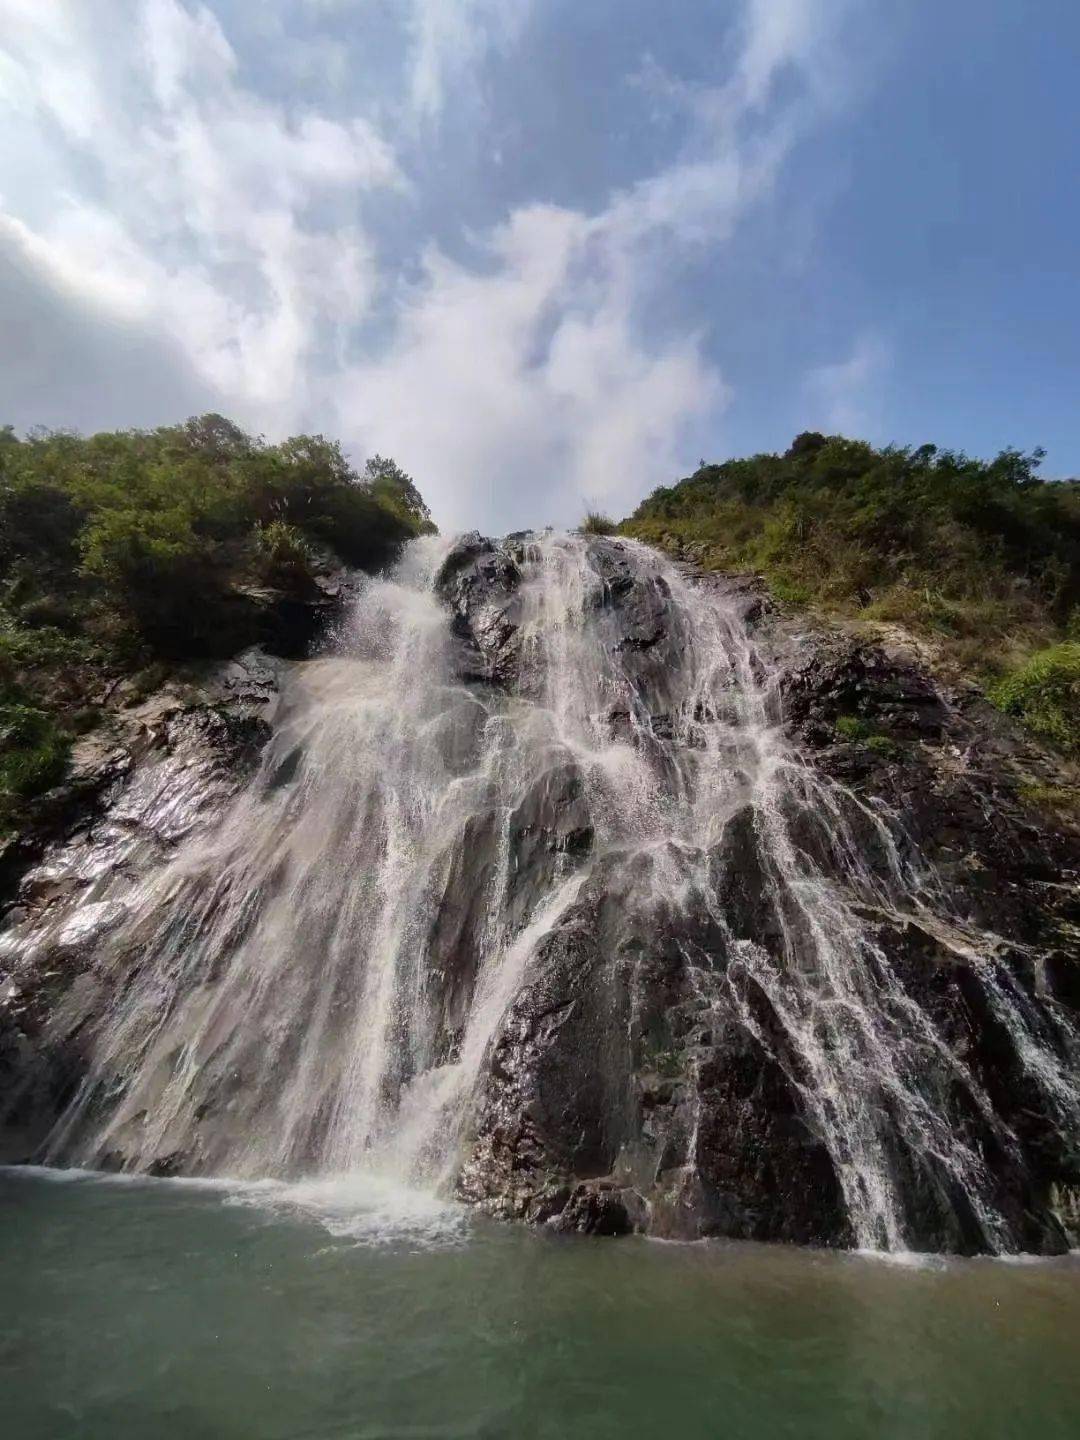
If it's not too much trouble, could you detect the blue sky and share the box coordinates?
[1,1,1077,530]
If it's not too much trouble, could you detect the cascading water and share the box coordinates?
[11,532,1079,1253]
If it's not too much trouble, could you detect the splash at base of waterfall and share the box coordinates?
[5,1163,467,1249]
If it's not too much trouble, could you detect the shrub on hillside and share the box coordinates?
[0,415,434,822]
[623,434,1080,683]
[990,644,1080,755]
[0,698,70,829]
[253,520,316,588]
[363,455,435,533]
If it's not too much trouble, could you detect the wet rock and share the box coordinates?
[425,807,505,1053]
[450,539,1080,1252]
[0,651,284,1162]
[506,760,593,924]
[691,1019,852,1246]
[548,1181,636,1236]
[435,533,525,686]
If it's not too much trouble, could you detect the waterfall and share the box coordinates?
[20,532,1080,1253]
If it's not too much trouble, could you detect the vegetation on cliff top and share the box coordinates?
[579,510,618,536]
[989,644,1080,756]
[0,414,432,830]
[622,432,1080,755]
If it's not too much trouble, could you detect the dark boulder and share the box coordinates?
[435,533,526,686]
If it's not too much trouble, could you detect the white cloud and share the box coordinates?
[0,0,857,530]
[738,0,828,107]
[338,204,724,528]
[805,334,889,435]
[407,0,531,125]
[331,0,854,526]
[0,0,399,427]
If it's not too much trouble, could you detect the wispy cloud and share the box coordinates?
[338,204,726,527]
[407,0,531,127]
[804,334,889,435]
[335,0,858,526]
[1,0,398,422]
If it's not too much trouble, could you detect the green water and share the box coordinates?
[2,1168,1078,1439]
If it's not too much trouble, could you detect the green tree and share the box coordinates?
[0,415,434,819]
[363,455,434,531]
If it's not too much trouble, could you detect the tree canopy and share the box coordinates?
[0,415,433,830]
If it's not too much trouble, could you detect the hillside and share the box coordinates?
[0,414,432,835]
[622,432,1080,757]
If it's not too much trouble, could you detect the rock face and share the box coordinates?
[0,653,282,1163]
[1,531,1078,1255]
[439,537,1080,1252]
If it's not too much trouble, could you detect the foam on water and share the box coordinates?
[1,1164,467,1249]
[0,1163,262,1192]
[227,1173,470,1248]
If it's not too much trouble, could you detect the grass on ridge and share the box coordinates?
[621,432,1080,753]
